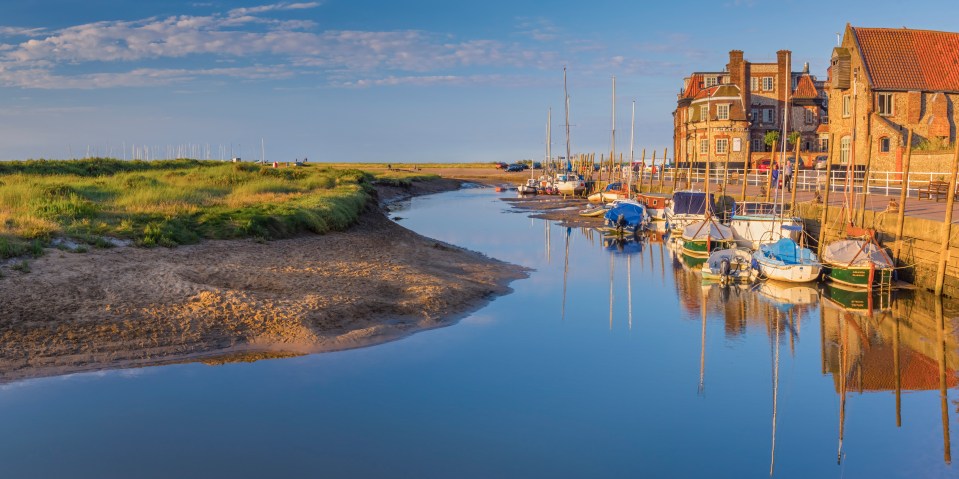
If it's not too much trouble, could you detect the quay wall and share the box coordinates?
[797,202,959,298]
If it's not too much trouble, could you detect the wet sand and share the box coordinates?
[0,178,527,383]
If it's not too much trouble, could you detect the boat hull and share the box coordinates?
[755,257,822,282]
[680,238,736,257]
[827,265,893,289]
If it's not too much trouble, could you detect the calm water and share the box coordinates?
[1,187,957,478]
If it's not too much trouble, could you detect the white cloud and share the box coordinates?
[0,2,575,90]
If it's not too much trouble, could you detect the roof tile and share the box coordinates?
[854,27,959,92]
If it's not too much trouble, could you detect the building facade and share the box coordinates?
[674,50,828,169]
[828,25,959,172]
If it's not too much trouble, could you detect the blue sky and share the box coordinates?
[1,0,957,163]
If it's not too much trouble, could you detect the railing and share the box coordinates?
[625,167,958,199]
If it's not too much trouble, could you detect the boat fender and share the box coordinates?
[751,257,760,271]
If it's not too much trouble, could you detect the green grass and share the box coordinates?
[0,158,396,259]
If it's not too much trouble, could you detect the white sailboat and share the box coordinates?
[556,67,586,196]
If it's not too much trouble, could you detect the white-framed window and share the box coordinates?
[705,76,718,87]
[879,137,891,153]
[805,109,814,124]
[820,136,829,152]
[762,77,773,91]
[700,139,709,155]
[717,104,730,120]
[763,108,775,124]
[878,92,894,116]
[751,77,759,91]
[842,95,851,117]
[839,136,851,164]
[701,105,708,120]
[822,111,829,124]
[752,138,763,152]
[716,138,729,154]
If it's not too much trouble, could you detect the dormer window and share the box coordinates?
[717,104,730,120]
[705,76,718,87]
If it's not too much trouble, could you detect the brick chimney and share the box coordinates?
[777,50,792,104]
[728,50,750,122]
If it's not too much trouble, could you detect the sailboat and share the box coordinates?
[555,67,587,197]
[681,219,735,258]
[520,109,550,195]
[753,236,823,283]
[822,74,894,290]
[746,70,822,283]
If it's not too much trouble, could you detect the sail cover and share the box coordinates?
[671,191,713,215]
[822,239,893,268]
[760,238,818,265]
[682,220,732,240]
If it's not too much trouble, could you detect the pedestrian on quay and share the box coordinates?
[784,160,794,192]
[771,162,780,190]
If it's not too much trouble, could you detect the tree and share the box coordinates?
[764,131,780,151]
[788,131,801,149]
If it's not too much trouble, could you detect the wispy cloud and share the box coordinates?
[0,3,633,90]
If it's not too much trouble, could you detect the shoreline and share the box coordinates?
[0,178,527,384]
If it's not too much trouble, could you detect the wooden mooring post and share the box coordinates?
[658,148,667,192]
[934,139,959,296]
[818,133,835,249]
[893,130,914,264]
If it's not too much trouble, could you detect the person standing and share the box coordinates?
[784,161,794,192]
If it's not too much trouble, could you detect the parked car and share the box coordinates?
[755,158,771,172]
[493,162,508,169]
[505,163,525,172]
[814,155,829,170]
[532,162,542,169]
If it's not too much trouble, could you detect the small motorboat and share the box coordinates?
[822,238,894,289]
[702,248,755,284]
[601,200,648,235]
[517,178,539,195]
[579,204,609,217]
[587,182,630,203]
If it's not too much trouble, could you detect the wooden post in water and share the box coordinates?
[893,130,914,264]
[741,138,751,200]
[765,140,776,202]
[934,140,959,296]
[818,133,836,250]
[638,149,647,193]
[722,149,731,198]
[790,140,800,210]
[659,148,668,192]
[858,135,873,227]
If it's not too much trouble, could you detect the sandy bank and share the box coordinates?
[0,179,527,383]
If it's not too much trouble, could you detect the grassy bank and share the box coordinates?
[0,158,435,260]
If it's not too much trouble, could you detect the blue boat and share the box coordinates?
[602,200,649,234]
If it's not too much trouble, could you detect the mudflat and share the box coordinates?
[0,179,526,383]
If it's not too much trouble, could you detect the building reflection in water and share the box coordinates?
[666,243,959,467]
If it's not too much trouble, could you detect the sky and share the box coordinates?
[1,0,957,163]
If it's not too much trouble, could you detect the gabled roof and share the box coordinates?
[691,84,741,101]
[792,74,819,99]
[853,26,959,92]
[681,73,705,99]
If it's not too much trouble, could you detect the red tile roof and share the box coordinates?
[792,74,819,99]
[681,73,704,99]
[854,27,959,92]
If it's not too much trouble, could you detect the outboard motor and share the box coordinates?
[616,213,627,230]
[719,257,731,278]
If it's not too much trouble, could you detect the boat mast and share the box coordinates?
[611,76,617,182]
[564,67,572,173]
[547,108,552,178]
[629,100,635,198]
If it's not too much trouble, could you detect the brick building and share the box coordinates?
[828,25,959,172]
[674,50,828,169]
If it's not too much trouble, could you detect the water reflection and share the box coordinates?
[581,223,959,471]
